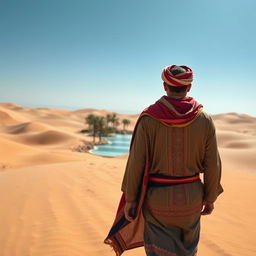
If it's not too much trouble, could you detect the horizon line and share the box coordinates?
[0,101,255,118]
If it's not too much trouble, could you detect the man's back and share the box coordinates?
[122,104,222,228]
[105,65,223,256]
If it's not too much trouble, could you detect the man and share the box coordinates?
[104,65,223,256]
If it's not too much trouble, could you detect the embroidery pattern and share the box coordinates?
[171,128,185,175]
[146,202,202,217]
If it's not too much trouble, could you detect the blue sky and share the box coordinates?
[0,0,255,115]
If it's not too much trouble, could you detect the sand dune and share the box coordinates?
[72,108,111,115]
[0,106,30,124]
[11,130,81,146]
[0,158,255,256]
[0,102,25,111]
[0,136,39,155]
[213,113,256,136]
[0,135,87,170]
[213,112,256,123]
[5,122,50,134]
[217,130,256,149]
[0,136,41,169]
[0,110,21,125]
[0,102,255,255]
[0,159,122,256]
[0,105,91,169]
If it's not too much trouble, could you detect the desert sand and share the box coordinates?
[0,102,256,256]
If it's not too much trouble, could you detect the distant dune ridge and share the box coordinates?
[0,102,255,256]
[0,102,139,169]
[0,110,20,125]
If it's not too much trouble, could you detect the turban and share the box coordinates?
[161,65,193,87]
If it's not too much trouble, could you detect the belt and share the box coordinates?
[148,173,200,187]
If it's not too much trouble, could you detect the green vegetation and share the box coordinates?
[83,113,131,144]
[122,119,131,131]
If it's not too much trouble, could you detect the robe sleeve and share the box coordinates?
[203,116,224,203]
[121,117,147,202]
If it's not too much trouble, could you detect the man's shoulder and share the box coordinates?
[198,110,214,122]
[197,110,216,131]
[137,114,157,126]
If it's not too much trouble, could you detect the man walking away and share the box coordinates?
[104,65,223,256]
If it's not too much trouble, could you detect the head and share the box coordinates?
[161,65,193,98]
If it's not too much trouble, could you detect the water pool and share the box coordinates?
[90,134,132,157]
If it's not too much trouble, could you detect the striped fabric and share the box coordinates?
[148,173,200,187]
[161,65,193,87]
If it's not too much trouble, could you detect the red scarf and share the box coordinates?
[141,96,203,126]
[104,96,203,255]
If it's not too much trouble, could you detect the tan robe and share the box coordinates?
[121,103,223,230]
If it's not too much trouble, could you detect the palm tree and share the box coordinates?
[97,116,106,143]
[86,115,100,144]
[122,119,131,131]
[106,114,112,127]
[85,114,96,131]
[114,119,120,129]
[91,116,100,144]
[110,113,119,129]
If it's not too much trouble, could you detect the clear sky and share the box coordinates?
[0,0,255,115]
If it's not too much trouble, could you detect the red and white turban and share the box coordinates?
[161,65,193,87]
